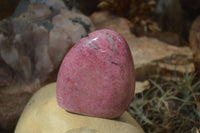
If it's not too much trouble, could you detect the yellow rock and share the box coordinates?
[15,83,144,133]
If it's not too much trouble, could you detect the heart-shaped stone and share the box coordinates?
[56,29,135,118]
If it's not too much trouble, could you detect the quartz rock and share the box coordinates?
[0,18,54,82]
[15,83,144,133]
[49,27,73,68]
[27,1,52,19]
[53,9,95,43]
[0,2,95,132]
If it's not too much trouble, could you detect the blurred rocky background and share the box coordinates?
[0,1,95,132]
[0,0,200,133]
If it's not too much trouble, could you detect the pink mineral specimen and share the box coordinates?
[56,29,135,118]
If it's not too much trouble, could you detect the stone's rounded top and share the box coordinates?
[56,29,135,118]
[15,83,144,133]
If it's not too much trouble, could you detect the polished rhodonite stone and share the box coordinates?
[56,29,135,118]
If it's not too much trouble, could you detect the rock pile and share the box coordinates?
[0,2,94,132]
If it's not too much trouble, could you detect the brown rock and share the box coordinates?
[132,25,187,46]
[146,32,187,46]
[189,16,200,72]
[135,81,150,94]
[130,37,194,81]
[90,11,135,43]
[0,83,38,132]
[90,11,195,82]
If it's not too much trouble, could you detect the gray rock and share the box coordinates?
[38,0,67,11]
[29,0,67,11]
[49,27,73,69]
[53,9,95,43]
